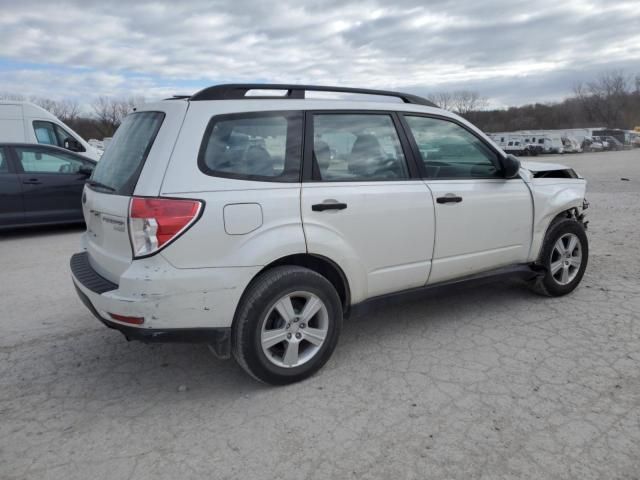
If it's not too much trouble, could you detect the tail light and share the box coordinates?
[129,197,203,258]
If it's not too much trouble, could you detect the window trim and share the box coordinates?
[12,145,92,175]
[398,113,507,181]
[301,110,421,183]
[197,110,304,183]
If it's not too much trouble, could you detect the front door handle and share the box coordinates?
[436,195,463,204]
[312,202,348,212]
[22,179,42,185]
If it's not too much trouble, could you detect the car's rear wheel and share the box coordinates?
[531,217,588,296]
[232,266,342,385]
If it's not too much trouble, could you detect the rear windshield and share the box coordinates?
[90,111,164,195]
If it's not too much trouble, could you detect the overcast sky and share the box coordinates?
[1,0,639,109]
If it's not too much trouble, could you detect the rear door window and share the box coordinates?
[198,111,303,182]
[15,147,89,174]
[90,111,164,194]
[310,113,409,181]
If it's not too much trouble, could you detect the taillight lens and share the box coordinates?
[129,197,202,258]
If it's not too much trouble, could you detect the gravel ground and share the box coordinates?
[1,150,639,479]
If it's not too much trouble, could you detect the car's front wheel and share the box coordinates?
[531,217,588,296]
[232,266,342,385]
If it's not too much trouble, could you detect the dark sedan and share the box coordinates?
[0,143,96,229]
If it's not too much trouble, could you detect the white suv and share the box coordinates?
[70,84,589,384]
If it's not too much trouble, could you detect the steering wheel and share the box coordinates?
[372,158,401,179]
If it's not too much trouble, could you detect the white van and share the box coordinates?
[0,101,102,161]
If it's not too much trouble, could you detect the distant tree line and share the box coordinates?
[429,71,640,132]
[2,70,639,140]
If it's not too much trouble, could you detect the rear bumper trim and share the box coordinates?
[73,284,231,357]
[70,251,118,294]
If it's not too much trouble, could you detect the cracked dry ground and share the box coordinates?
[1,150,639,480]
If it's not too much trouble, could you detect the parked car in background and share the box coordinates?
[582,137,604,152]
[503,139,538,156]
[562,136,582,153]
[70,83,589,385]
[602,136,623,151]
[0,101,102,161]
[0,143,95,229]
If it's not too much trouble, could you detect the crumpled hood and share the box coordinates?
[520,160,571,173]
[519,160,582,180]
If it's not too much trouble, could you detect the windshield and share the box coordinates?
[90,111,164,195]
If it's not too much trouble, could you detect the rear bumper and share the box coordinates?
[70,251,258,354]
[73,284,230,357]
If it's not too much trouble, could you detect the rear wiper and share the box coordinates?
[86,180,116,192]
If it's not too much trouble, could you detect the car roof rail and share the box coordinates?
[189,83,436,107]
[164,95,191,100]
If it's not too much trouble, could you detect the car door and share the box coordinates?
[401,114,533,284]
[12,145,93,224]
[301,111,435,303]
[0,147,25,227]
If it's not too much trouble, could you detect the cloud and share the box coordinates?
[0,0,639,106]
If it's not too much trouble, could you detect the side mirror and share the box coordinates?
[78,165,93,176]
[64,137,82,152]
[501,154,521,179]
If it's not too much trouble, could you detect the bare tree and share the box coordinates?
[426,90,487,115]
[426,91,454,110]
[450,90,488,115]
[30,97,81,123]
[91,96,143,136]
[573,70,630,127]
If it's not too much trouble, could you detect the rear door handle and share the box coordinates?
[436,195,463,204]
[22,179,42,185]
[312,202,348,212]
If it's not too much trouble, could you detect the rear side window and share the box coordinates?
[198,111,303,182]
[90,111,164,194]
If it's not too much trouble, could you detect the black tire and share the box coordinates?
[531,218,588,296]
[232,266,343,385]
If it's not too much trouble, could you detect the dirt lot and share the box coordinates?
[1,150,639,480]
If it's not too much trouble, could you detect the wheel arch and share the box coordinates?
[238,253,351,316]
[531,206,585,263]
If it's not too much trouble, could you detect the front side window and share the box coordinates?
[54,124,85,152]
[311,114,409,181]
[33,121,58,145]
[33,121,85,152]
[16,147,87,174]
[404,116,501,179]
[199,112,302,182]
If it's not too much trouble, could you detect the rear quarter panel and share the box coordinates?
[159,101,307,269]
